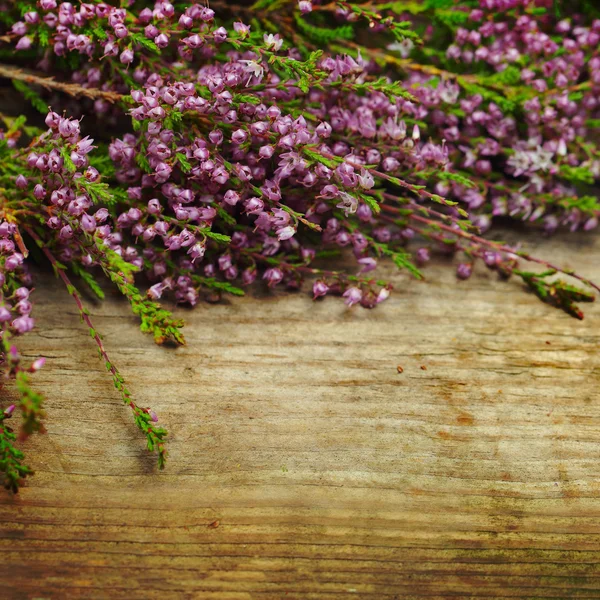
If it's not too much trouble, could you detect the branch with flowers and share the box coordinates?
[0,0,598,491]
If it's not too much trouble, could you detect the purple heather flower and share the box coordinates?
[358,257,377,273]
[16,36,32,50]
[5,253,23,271]
[233,22,250,38]
[263,33,283,51]
[277,226,296,241]
[376,287,391,305]
[263,267,284,287]
[343,287,362,307]
[213,27,228,44]
[231,129,248,144]
[80,214,97,232]
[313,280,329,299]
[31,357,46,371]
[200,7,215,21]
[336,192,358,216]
[12,316,35,334]
[416,248,430,265]
[155,33,170,48]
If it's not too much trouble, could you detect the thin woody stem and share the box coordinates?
[23,226,168,467]
[0,63,124,103]
[380,201,600,293]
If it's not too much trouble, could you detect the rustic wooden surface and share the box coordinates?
[1,232,600,599]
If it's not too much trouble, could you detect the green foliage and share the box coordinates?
[558,195,600,214]
[212,203,237,226]
[437,170,477,189]
[0,411,33,493]
[559,164,595,185]
[37,28,50,47]
[458,78,516,113]
[434,8,470,27]
[294,13,354,44]
[176,152,192,174]
[515,269,595,319]
[98,244,185,345]
[426,0,457,7]
[59,146,76,173]
[197,277,245,297]
[3,114,27,136]
[202,230,232,243]
[75,178,127,206]
[88,147,116,180]
[268,50,325,93]
[330,76,417,102]
[483,65,522,87]
[385,1,429,14]
[108,364,168,468]
[92,25,107,41]
[15,371,46,437]
[251,0,287,10]
[344,3,422,43]
[71,262,106,300]
[135,151,152,174]
[371,240,423,279]
[233,94,262,106]
[11,80,48,114]
[303,147,340,169]
[163,110,183,130]
[360,193,382,216]
[129,32,160,54]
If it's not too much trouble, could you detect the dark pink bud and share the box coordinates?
[313,280,329,299]
[147,199,161,214]
[209,130,223,145]
[12,316,34,334]
[80,214,96,233]
[179,14,193,28]
[231,129,248,144]
[120,48,134,64]
[14,287,29,301]
[33,184,46,199]
[200,7,215,21]
[298,1,313,14]
[45,111,60,129]
[242,267,257,285]
[24,11,39,24]
[263,267,283,287]
[154,33,169,48]
[5,254,24,271]
[85,166,100,182]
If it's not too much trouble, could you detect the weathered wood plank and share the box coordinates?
[1,232,600,598]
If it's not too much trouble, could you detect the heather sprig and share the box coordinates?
[0,404,33,493]
[0,0,597,491]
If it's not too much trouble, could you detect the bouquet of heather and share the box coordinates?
[0,0,598,491]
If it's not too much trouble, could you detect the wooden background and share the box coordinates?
[1,232,600,599]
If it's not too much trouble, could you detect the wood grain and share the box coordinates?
[1,232,600,599]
